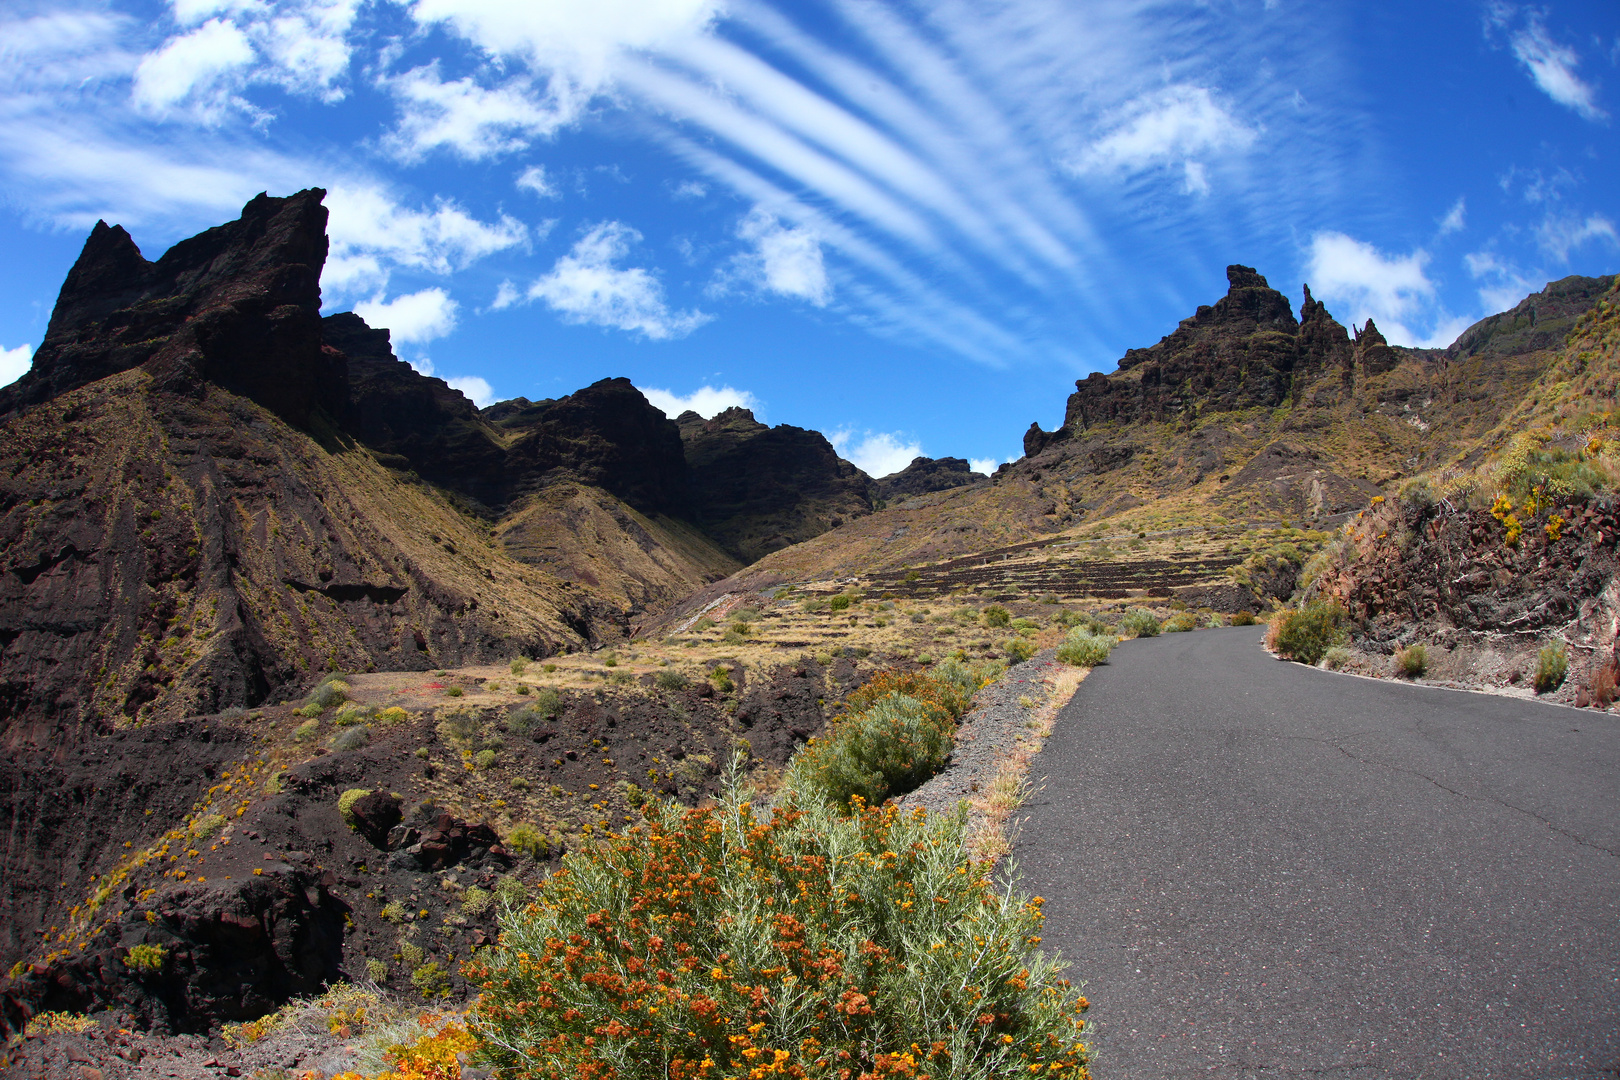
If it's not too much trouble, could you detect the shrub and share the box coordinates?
[1003,637,1037,663]
[709,666,735,694]
[786,662,991,811]
[295,702,324,719]
[444,685,464,698]
[124,944,166,973]
[1535,642,1569,693]
[732,606,761,622]
[1590,657,1619,708]
[982,604,1011,628]
[505,823,549,860]
[1230,610,1257,626]
[469,779,1089,1080]
[494,875,527,907]
[1055,629,1113,667]
[1395,645,1427,679]
[655,669,688,691]
[307,678,349,710]
[25,1011,96,1037]
[291,718,319,742]
[474,749,498,770]
[411,961,451,998]
[603,653,619,668]
[365,958,388,983]
[1162,612,1199,633]
[380,901,406,924]
[1119,609,1161,638]
[189,813,227,840]
[1322,646,1351,670]
[510,658,528,675]
[438,710,478,746]
[721,628,746,645]
[377,706,410,725]
[461,886,493,917]
[333,704,369,726]
[508,692,562,736]
[337,788,372,828]
[828,593,853,611]
[1266,601,1347,665]
[332,725,370,752]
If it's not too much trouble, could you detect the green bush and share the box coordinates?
[1003,637,1037,663]
[410,961,451,998]
[1535,642,1569,693]
[1119,609,1161,638]
[333,703,370,726]
[603,653,619,668]
[443,685,464,697]
[468,777,1090,1080]
[654,669,688,691]
[1322,646,1351,670]
[1395,645,1427,679]
[709,666,735,694]
[828,593,853,612]
[731,606,761,622]
[1055,629,1114,667]
[124,944,167,974]
[337,788,372,828]
[1267,600,1347,665]
[474,749,498,770]
[460,886,493,917]
[982,604,1011,628]
[1162,612,1199,633]
[785,661,990,812]
[510,657,528,675]
[307,678,349,711]
[1230,610,1257,626]
[331,725,370,752]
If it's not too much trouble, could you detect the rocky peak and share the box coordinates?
[1225,264,1271,291]
[3,189,340,429]
[872,456,983,499]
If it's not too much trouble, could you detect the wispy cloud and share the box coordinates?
[1535,212,1619,261]
[1305,231,1450,345]
[1501,10,1607,121]
[1070,85,1256,193]
[1438,197,1466,236]
[639,384,760,418]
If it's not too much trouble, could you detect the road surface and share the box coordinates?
[1013,626,1620,1078]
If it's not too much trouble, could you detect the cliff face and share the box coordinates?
[4,191,343,431]
[677,407,876,564]
[873,456,984,500]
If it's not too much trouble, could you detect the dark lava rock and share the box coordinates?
[678,407,875,563]
[1,190,341,430]
[347,791,403,850]
[388,814,509,872]
[1,867,345,1037]
[874,456,985,499]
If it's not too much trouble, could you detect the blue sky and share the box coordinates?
[0,0,1615,477]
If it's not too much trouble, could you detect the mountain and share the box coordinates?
[873,456,986,501]
[680,265,1615,596]
[0,190,899,734]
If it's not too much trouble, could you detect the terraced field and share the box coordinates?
[869,541,1245,602]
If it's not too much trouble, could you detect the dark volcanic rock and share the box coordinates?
[678,407,876,563]
[1448,274,1616,359]
[504,378,690,515]
[874,456,985,499]
[323,312,507,508]
[346,790,403,849]
[1,190,343,431]
[1064,265,1307,431]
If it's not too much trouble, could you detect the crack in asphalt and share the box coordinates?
[1327,742,1620,859]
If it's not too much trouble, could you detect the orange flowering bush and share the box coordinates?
[467,770,1088,1080]
[786,660,997,811]
[331,1014,478,1080]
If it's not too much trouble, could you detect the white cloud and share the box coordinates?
[1072,85,1257,183]
[491,279,522,310]
[1509,16,1607,121]
[670,179,707,199]
[353,288,459,345]
[0,343,33,388]
[524,222,710,339]
[730,207,831,305]
[516,164,558,198]
[830,429,922,478]
[1536,213,1619,262]
[406,0,722,97]
[131,18,257,121]
[382,65,564,162]
[447,375,495,408]
[1306,231,1440,345]
[1438,198,1466,236]
[968,457,1002,476]
[323,184,527,298]
[1464,249,1535,313]
[639,384,760,418]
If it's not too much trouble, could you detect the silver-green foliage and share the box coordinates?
[1054,629,1114,667]
[1119,609,1161,638]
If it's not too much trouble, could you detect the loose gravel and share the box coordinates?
[895,648,1074,818]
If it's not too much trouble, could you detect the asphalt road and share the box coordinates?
[1013,626,1620,1079]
